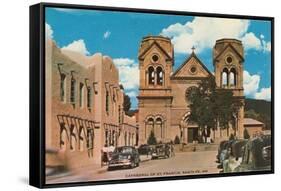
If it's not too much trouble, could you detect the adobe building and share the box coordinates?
[137,36,247,145]
[243,118,264,138]
[45,39,138,172]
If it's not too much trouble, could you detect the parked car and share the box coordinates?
[151,143,170,159]
[234,135,271,172]
[216,140,228,162]
[108,146,140,170]
[138,144,153,156]
[217,140,236,168]
[222,139,248,173]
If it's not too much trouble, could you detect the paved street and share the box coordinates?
[47,150,220,184]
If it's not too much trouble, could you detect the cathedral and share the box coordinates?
[137,36,245,145]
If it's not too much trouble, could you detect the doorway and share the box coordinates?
[188,128,198,143]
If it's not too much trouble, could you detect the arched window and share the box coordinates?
[221,68,229,87]
[146,117,154,138]
[156,67,164,85]
[229,68,237,86]
[148,66,155,85]
[155,117,163,138]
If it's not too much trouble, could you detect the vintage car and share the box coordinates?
[222,139,248,173]
[138,144,153,156]
[217,140,236,168]
[216,140,228,162]
[108,146,140,170]
[234,135,271,172]
[151,143,171,159]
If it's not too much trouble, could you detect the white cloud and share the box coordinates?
[103,31,111,39]
[243,71,260,96]
[161,17,249,54]
[243,71,271,101]
[262,41,271,52]
[255,87,271,101]
[61,39,90,55]
[45,23,53,39]
[161,17,271,54]
[113,58,139,90]
[113,58,139,108]
[241,32,262,50]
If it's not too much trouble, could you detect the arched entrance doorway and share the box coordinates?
[181,112,199,144]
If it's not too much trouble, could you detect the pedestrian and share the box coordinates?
[171,143,175,157]
[108,144,115,161]
[101,144,109,166]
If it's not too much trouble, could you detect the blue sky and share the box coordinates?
[46,7,272,109]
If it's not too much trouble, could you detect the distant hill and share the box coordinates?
[244,98,272,129]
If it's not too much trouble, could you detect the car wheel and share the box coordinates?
[130,161,135,169]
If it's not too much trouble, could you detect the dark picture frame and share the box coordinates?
[30,2,274,189]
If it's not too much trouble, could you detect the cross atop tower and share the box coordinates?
[191,46,196,53]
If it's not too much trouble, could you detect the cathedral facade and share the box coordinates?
[137,36,245,145]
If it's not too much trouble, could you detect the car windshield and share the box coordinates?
[115,147,133,154]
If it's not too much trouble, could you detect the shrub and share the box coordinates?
[147,131,157,145]
[229,133,235,140]
[243,128,250,139]
[174,135,180,144]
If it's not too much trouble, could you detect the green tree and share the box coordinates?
[187,77,217,132]
[147,131,157,145]
[186,76,242,140]
[215,89,242,136]
[123,93,131,115]
[243,128,250,139]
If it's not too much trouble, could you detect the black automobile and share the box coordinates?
[138,144,153,155]
[216,140,228,162]
[222,139,248,173]
[217,140,235,164]
[217,140,237,168]
[231,139,248,160]
[234,135,271,172]
[108,146,140,170]
[151,144,170,159]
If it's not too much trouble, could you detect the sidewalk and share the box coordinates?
[46,155,152,184]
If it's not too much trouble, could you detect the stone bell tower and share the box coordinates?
[213,39,245,138]
[137,36,174,144]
